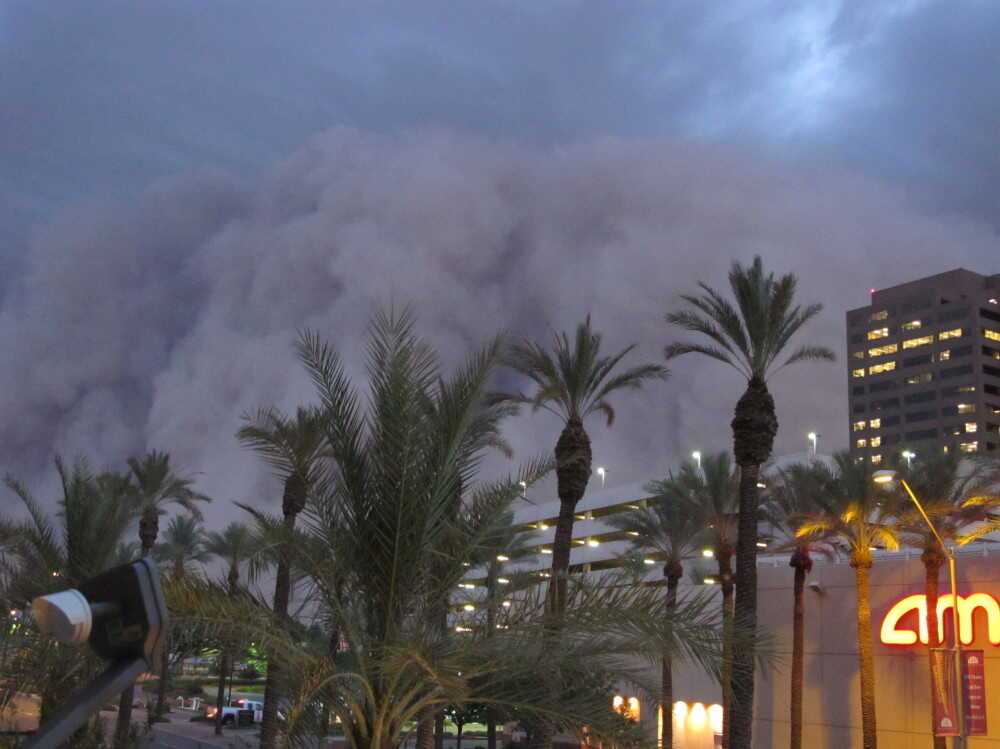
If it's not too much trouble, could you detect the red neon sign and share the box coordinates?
[880,593,1000,646]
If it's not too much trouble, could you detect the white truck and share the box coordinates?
[205,698,264,726]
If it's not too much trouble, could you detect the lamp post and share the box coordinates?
[692,451,702,471]
[807,432,818,456]
[873,469,964,748]
[596,466,606,488]
[902,450,916,469]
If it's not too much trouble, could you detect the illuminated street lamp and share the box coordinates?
[519,480,527,498]
[596,466,607,487]
[692,451,702,471]
[807,431,818,456]
[873,468,965,746]
[902,450,916,468]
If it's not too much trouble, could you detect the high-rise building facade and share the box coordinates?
[847,268,1000,463]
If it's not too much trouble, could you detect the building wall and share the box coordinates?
[666,547,1000,748]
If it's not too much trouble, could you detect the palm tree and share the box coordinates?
[888,450,1000,749]
[151,515,211,722]
[1,458,137,723]
[116,451,210,747]
[762,462,836,749]
[238,405,328,749]
[656,453,738,746]
[204,522,260,736]
[796,452,903,749]
[498,316,668,619]
[608,481,707,749]
[155,515,210,580]
[664,255,834,749]
[166,310,726,749]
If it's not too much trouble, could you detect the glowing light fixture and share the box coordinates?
[463,604,475,612]
[702,549,714,558]
[872,469,895,484]
[596,466,607,487]
[502,600,512,608]
[541,547,552,554]
[496,554,509,561]
[644,558,656,565]
[497,577,510,584]
[455,626,472,633]
[587,538,600,547]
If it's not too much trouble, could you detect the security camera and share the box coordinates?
[807,580,825,595]
[25,557,168,748]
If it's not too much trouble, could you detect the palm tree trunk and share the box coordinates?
[729,377,776,749]
[486,563,499,749]
[434,712,445,749]
[923,548,946,749]
[417,708,435,749]
[662,569,681,749]
[260,514,296,749]
[456,723,464,749]
[153,651,171,725]
[854,556,878,749]
[789,554,807,749]
[549,416,592,620]
[215,651,229,735]
[115,527,158,748]
[718,549,735,749]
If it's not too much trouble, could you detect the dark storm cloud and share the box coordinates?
[3,130,998,527]
[4,1,1000,522]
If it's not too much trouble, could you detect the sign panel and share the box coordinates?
[881,592,1000,646]
[930,649,960,737]
[961,649,987,736]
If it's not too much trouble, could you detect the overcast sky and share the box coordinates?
[2,0,999,529]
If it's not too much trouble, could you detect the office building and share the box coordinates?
[846,268,1000,462]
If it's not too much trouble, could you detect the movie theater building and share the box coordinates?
[464,471,1000,749]
[656,545,1000,748]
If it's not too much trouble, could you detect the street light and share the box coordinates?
[873,469,965,746]
[902,450,916,468]
[807,432,818,456]
[596,466,607,487]
[519,480,527,498]
[692,451,702,471]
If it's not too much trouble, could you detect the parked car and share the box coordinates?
[205,698,263,726]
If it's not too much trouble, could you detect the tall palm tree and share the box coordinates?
[608,481,707,749]
[796,452,903,749]
[204,522,259,736]
[888,450,1000,749]
[116,451,210,747]
[761,462,836,749]
[656,453,738,746]
[665,256,834,749]
[238,405,327,749]
[150,515,211,722]
[164,309,729,749]
[499,316,668,619]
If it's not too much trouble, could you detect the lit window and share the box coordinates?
[853,420,868,432]
[958,404,976,415]
[868,327,890,340]
[939,328,963,340]
[939,350,951,361]
[902,335,934,349]
[870,310,889,321]
[868,343,898,357]
[870,418,881,428]
[870,436,882,447]
[902,320,922,331]
[852,368,866,378]
[871,454,883,464]
[905,373,933,385]
[852,350,865,360]
[959,441,979,454]
[868,361,897,375]
[966,423,978,433]
[613,696,640,721]
[856,438,867,448]
[985,329,1000,342]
